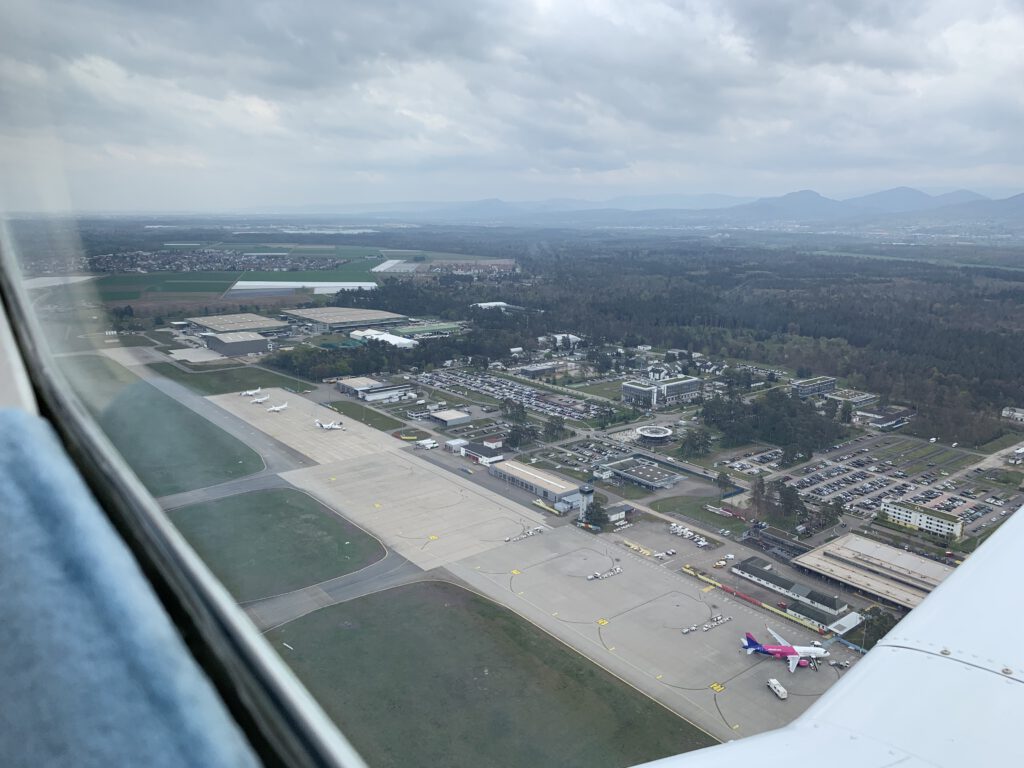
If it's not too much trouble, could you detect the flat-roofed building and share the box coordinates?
[602,457,679,489]
[186,313,289,334]
[282,306,408,333]
[731,557,848,616]
[336,376,385,397]
[461,442,505,466]
[790,376,838,398]
[203,332,270,357]
[488,460,583,507]
[792,533,954,610]
[621,376,701,408]
[880,500,964,541]
[429,409,472,427]
[825,389,878,408]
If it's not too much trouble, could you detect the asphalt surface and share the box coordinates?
[242,552,424,631]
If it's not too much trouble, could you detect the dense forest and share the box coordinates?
[328,242,1024,445]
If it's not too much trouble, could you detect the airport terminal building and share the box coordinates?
[488,460,584,509]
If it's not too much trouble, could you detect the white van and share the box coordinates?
[767,678,788,700]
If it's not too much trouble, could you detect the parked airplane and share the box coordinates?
[239,386,261,397]
[741,627,829,672]
[250,395,269,404]
[315,419,344,431]
[267,402,288,413]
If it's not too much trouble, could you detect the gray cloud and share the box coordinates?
[1,0,1022,210]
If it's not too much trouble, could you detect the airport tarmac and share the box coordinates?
[204,386,853,742]
[449,525,849,741]
[210,389,549,569]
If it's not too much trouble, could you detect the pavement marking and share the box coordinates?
[511,569,521,575]
[656,674,663,680]
[597,618,609,625]
[702,585,716,593]
[710,682,725,692]
[428,535,439,541]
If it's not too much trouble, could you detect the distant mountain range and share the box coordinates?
[264,186,1024,234]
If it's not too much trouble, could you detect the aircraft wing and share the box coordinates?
[635,504,1024,768]
[787,655,800,673]
[766,626,789,647]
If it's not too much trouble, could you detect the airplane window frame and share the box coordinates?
[0,231,367,768]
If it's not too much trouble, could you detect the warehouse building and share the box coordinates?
[880,500,964,541]
[792,533,953,610]
[790,376,838,398]
[281,306,408,333]
[335,376,413,402]
[202,332,270,357]
[349,328,419,348]
[429,409,472,428]
[488,460,584,509]
[186,313,289,335]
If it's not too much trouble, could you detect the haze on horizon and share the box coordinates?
[3,0,1023,213]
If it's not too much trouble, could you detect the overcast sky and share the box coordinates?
[3,0,1023,211]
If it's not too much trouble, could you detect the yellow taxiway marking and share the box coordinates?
[656,674,663,680]
[597,618,609,626]
[732,725,740,730]
[511,569,521,575]
[329,477,336,481]
[552,612,559,616]
[517,591,525,595]
[608,646,616,652]
[702,585,715,593]
[710,682,725,693]
[428,535,439,541]
[374,503,381,509]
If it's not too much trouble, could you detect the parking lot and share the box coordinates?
[775,435,1021,536]
[418,370,606,421]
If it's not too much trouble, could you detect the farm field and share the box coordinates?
[168,489,384,602]
[148,363,312,395]
[94,272,241,300]
[266,581,715,768]
[59,355,263,496]
[238,265,379,282]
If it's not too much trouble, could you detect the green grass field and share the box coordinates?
[59,355,263,496]
[267,582,715,768]
[169,490,384,602]
[328,401,406,431]
[571,380,624,400]
[977,429,1024,454]
[650,496,746,533]
[95,272,241,300]
[148,362,311,395]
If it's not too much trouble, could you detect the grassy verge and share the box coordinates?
[328,401,406,431]
[169,490,384,602]
[267,582,715,768]
[978,428,1024,454]
[148,362,311,395]
[650,496,747,534]
[59,355,262,496]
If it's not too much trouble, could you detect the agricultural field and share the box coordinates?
[148,363,311,395]
[267,581,715,768]
[239,265,379,282]
[169,489,384,603]
[58,355,263,496]
[94,272,241,300]
[327,401,406,432]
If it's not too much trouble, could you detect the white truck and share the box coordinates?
[767,678,788,700]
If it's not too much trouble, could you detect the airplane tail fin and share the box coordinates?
[741,632,761,655]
